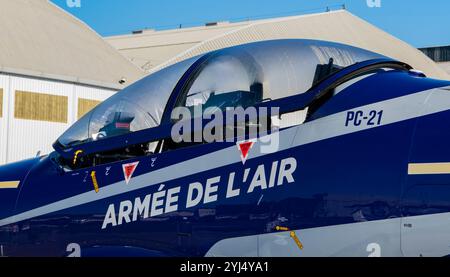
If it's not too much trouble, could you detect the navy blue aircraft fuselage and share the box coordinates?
[1,40,450,257]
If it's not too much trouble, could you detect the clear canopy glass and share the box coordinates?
[57,57,197,147]
[57,39,385,147]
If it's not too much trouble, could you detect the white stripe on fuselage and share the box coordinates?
[206,211,450,257]
[0,86,449,227]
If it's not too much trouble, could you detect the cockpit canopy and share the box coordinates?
[57,39,384,148]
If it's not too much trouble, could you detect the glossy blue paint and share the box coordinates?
[309,71,450,121]
[0,158,40,218]
[403,109,450,217]
[4,117,413,256]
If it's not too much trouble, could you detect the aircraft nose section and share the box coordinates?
[0,158,41,219]
[0,158,41,190]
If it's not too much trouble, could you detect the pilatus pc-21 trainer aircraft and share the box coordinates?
[1,39,450,257]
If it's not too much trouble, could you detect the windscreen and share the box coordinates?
[57,57,197,147]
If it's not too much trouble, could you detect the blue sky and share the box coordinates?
[51,0,450,48]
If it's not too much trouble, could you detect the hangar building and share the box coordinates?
[0,0,145,164]
[105,9,449,81]
[420,46,450,75]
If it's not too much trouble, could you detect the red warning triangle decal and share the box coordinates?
[122,161,139,184]
[237,141,255,164]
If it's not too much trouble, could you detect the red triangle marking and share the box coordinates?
[239,142,254,159]
[237,141,255,164]
[122,161,139,184]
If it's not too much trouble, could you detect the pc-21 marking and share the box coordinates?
[345,110,384,127]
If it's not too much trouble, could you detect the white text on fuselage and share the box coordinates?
[102,157,297,230]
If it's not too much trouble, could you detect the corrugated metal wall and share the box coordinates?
[420,46,450,63]
[0,73,116,164]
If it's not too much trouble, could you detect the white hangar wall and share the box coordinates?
[0,73,116,164]
[0,0,145,165]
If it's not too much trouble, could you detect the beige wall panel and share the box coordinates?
[78,98,101,119]
[14,91,68,123]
